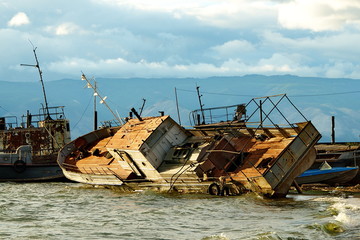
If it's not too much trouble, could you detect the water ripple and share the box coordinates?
[0,182,358,240]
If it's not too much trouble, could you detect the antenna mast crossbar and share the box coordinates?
[21,43,51,119]
[81,72,124,125]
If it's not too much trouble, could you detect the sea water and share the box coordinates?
[0,182,359,240]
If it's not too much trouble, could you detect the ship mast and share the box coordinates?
[139,98,146,116]
[196,85,205,124]
[81,73,123,126]
[93,80,98,130]
[21,43,51,119]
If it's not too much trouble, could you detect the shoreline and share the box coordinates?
[289,184,360,197]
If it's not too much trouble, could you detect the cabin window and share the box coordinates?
[257,157,273,169]
[173,149,190,159]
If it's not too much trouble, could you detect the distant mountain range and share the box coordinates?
[1,74,359,142]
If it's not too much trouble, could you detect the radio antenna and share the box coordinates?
[196,85,205,124]
[81,72,124,125]
[139,98,146,116]
[21,41,51,119]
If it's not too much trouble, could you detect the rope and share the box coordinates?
[167,158,192,193]
[176,88,360,98]
[72,94,93,130]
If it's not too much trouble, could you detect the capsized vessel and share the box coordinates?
[58,94,321,197]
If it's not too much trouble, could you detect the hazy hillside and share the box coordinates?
[1,75,359,142]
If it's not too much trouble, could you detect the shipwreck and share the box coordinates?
[58,91,321,197]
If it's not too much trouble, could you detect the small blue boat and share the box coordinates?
[296,166,359,185]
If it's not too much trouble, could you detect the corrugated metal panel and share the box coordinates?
[264,122,321,189]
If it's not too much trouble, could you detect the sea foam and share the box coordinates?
[332,197,360,228]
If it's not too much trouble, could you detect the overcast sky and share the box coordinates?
[1,0,360,82]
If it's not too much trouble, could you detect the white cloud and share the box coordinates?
[1,0,360,81]
[187,1,277,29]
[7,12,30,27]
[210,40,255,59]
[96,0,219,12]
[45,54,320,79]
[97,0,277,29]
[278,0,360,31]
[1,0,360,142]
[45,22,81,36]
[56,23,78,35]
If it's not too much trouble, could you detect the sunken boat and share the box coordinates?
[0,46,71,181]
[58,94,321,197]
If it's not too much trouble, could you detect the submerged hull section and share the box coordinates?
[0,164,64,182]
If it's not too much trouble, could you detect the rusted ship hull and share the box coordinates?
[189,121,320,197]
[0,164,64,182]
[58,120,320,197]
[58,94,321,197]
[1,48,71,182]
[0,107,71,182]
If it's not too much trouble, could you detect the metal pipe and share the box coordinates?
[131,108,143,121]
[331,116,335,144]
[175,88,181,125]
[196,86,205,124]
